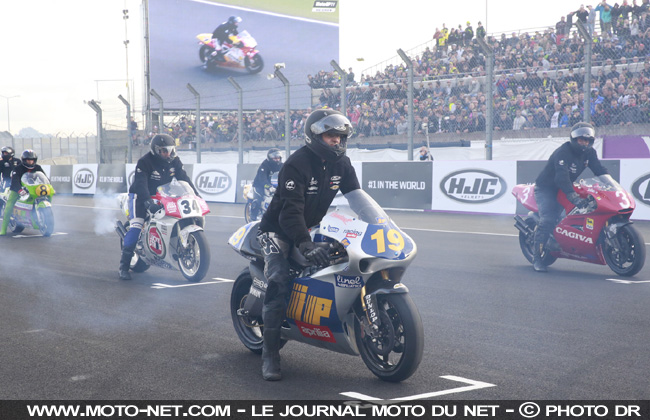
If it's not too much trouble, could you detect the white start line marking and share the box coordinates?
[151,277,234,289]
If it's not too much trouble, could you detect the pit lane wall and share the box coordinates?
[39,160,650,221]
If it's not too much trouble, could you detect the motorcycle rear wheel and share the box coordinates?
[518,217,557,266]
[36,207,54,237]
[603,224,646,276]
[9,218,24,234]
[355,293,424,382]
[244,201,253,223]
[177,230,210,282]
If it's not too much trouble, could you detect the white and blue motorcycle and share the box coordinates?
[228,189,423,382]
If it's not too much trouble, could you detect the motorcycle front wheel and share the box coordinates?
[518,217,557,266]
[177,230,210,282]
[603,224,646,276]
[199,45,216,70]
[244,201,253,223]
[36,207,54,237]
[245,54,264,74]
[355,293,424,382]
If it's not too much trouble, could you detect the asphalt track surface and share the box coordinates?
[1,195,649,400]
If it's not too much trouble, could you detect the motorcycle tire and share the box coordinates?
[245,54,264,74]
[244,201,253,224]
[230,268,287,354]
[121,221,149,273]
[10,218,24,234]
[603,224,646,277]
[177,230,210,282]
[354,293,424,382]
[36,207,54,237]
[199,45,216,70]
[518,217,557,266]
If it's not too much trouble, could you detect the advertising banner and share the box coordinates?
[362,162,431,209]
[72,164,98,195]
[192,163,237,203]
[515,160,621,215]
[125,164,136,192]
[96,165,126,194]
[236,164,259,204]
[433,161,516,214]
[47,165,72,194]
[619,159,650,221]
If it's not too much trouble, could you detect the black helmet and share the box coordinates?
[267,148,283,171]
[569,122,595,154]
[21,149,38,169]
[228,16,242,25]
[150,133,177,163]
[304,109,353,162]
[1,146,14,159]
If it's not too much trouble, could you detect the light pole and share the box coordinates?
[186,83,201,163]
[396,49,414,160]
[268,63,290,158]
[0,94,19,139]
[228,77,244,164]
[330,60,347,116]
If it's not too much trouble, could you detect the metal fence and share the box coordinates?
[11,135,98,164]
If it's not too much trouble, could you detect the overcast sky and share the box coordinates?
[0,0,591,136]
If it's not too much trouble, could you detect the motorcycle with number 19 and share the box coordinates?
[228,189,424,382]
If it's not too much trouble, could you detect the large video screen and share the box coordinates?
[148,0,339,111]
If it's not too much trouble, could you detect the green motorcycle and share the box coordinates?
[0,172,56,236]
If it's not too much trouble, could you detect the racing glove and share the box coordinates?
[298,241,330,266]
[567,192,589,209]
[144,199,163,214]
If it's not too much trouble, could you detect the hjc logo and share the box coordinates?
[631,173,650,206]
[440,169,507,203]
[74,168,95,189]
[195,170,231,195]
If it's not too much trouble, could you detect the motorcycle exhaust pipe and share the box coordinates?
[514,215,533,236]
[115,220,127,240]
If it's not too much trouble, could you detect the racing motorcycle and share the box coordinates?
[197,30,264,73]
[115,179,212,282]
[243,173,278,223]
[0,172,55,236]
[228,189,424,382]
[513,174,646,276]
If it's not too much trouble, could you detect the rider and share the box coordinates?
[0,150,45,236]
[118,133,199,280]
[1,146,21,190]
[250,148,283,221]
[532,122,608,272]
[211,15,241,62]
[256,109,360,381]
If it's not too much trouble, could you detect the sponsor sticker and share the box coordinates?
[586,218,594,230]
[295,320,336,342]
[334,274,363,288]
[285,179,295,191]
[148,226,166,257]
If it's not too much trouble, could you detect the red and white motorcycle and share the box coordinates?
[116,179,212,282]
[197,30,264,73]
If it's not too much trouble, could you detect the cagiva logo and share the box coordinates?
[440,169,506,203]
[556,227,594,244]
[74,168,95,189]
[195,170,231,195]
[631,173,650,206]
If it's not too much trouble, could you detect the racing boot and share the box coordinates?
[532,240,548,273]
[261,328,282,381]
[118,248,134,280]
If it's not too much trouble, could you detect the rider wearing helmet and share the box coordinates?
[250,148,283,221]
[211,15,242,62]
[256,109,360,380]
[1,146,21,190]
[1,150,46,236]
[117,133,199,280]
[531,122,608,272]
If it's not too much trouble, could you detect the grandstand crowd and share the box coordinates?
[140,0,650,147]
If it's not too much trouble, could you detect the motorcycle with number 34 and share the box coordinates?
[115,179,212,282]
[513,174,646,276]
[228,189,424,382]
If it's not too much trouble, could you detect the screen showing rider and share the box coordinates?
[250,148,283,221]
[1,146,21,190]
[532,122,608,272]
[256,109,360,381]
[118,133,199,280]
[211,15,241,62]
[1,150,45,236]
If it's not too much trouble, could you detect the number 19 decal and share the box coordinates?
[370,228,404,254]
